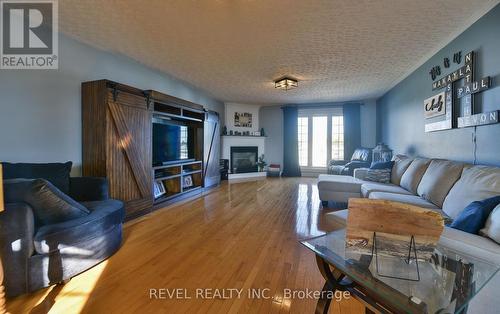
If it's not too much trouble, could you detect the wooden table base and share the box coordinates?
[314,254,389,314]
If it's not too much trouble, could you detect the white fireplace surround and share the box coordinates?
[221,135,266,180]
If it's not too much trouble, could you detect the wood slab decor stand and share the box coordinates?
[346,199,444,262]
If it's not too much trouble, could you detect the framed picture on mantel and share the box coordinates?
[234,112,252,128]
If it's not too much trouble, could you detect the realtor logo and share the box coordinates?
[1,0,58,69]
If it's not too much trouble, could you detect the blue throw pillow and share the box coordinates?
[370,161,394,169]
[450,195,500,234]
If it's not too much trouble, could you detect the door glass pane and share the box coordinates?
[331,116,344,161]
[298,117,308,167]
[312,116,327,167]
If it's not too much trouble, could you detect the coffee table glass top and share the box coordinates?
[301,229,500,314]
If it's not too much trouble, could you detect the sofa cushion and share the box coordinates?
[368,192,439,209]
[391,154,413,185]
[4,178,89,226]
[439,226,500,264]
[417,160,465,207]
[364,168,391,183]
[361,182,412,198]
[399,158,431,194]
[2,161,72,195]
[317,174,362,193]
[442,166,500,219]
[480,204,500,244]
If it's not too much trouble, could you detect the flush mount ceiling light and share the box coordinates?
[274,77,298,91]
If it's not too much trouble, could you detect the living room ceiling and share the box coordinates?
[60,0,499,104]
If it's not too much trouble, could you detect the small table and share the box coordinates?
[301,229,500,314]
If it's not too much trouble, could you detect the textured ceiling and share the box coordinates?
[59,0,499,104]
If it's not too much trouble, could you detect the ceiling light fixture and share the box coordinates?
[274,77,298,91]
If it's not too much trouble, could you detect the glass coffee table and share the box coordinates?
[301,229,500,314]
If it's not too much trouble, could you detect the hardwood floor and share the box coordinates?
[7,177,364,314]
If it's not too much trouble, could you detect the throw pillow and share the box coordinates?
[363,161,394,183]
[365,169,392,183]
[449,195,500,234]
[480,204,500,244]
[370,161,394,169]
[4,178,89,226]
[2,161,72,195]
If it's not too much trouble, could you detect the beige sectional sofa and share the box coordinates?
[318,155,500,314]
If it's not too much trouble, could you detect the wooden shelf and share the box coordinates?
[153,160,202,170]
[154,186,203,204]
[153,111,203,123]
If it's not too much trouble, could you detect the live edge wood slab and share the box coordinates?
[346,198,444,261]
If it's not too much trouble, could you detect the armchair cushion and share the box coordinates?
[69,177,109,202]
[34,199,125,254]
[4,179,89,226]
[2,161,72,194]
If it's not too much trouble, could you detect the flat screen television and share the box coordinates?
[152,117,195,166]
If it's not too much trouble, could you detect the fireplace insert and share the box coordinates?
[230,146,258,173]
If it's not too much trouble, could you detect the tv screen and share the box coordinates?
[153,118,195,166]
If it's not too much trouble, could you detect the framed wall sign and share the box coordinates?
[424,92,446,119]
[425,50,495,132]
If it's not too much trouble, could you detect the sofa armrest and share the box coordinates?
[0,203,35,297]
[69,177,109,202]
[354,168,369,180]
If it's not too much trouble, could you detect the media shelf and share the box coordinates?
[153,160,204,205]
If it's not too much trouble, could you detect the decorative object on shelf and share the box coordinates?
[254,131,261,136]
[260,128,265,136]
[183,175,193,188]
[229,130,233,136]
[222,125,227,135]
[425,50,494,132]
[372,143,392,163]
[153,181,166,199]
[234,112,252,127]
[274,76,298,91]
[257,154,267,172]
[346,199,444,281]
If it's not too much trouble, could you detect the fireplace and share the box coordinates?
[230,146,258,174]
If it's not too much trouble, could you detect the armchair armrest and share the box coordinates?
[0,203,35,297]
[354,168,369,180]
[69,177,109,202]
[34,200,125,254]
[328,160,348,167]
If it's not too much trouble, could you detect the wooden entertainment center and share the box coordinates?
[82,80,216,219]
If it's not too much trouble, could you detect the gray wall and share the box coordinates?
[377,4,500,166]
[259,102,377,166]
[0,33,224,175]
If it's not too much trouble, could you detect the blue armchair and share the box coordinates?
[0,163,125,297]
[328,148,372,176]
